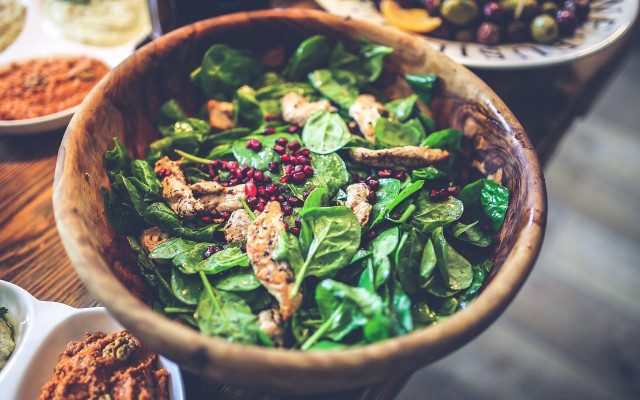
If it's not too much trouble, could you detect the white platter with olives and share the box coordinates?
[316,0,639,69]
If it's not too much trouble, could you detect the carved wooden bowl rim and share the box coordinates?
[53,9,547,393]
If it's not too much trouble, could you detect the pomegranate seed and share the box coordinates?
[294,165,304,173]
[266,185,278,195]
[302,190,310,200]
[282,205,294,215]
[263,127,276,135]
[212,176,220,182]
[210,160,220,167]
[368,191,376,201]
[288,125,300,133]
[367,179,379,190]
[294,150,301,157]
[270,195,277,202]
[290,156,299,165]
[268,162,279,173]
[430,189,438,196]
[295,218,302,228]
[263,176,272,184]
[213,246,222,253]
[220,211,231,219]
[280,176,291,184]
[367,230,377,240]
[394,171,406,180]
[265,114,278,122]
[204,246,214,258]
[246,196,258,206]
[253,171,264,181]
[201,216,212,223]
[221,182,229,187]
[438,189,448,197]
[284,164,293,175]
[303,165,314,177]
[378,170,392,178]
[392,213,403,220]
[256,203,266,212]
[245,182,257,197]
[240,243,247,253]
[280,154,291,163]
[288,196,300,206]
[297,156,309,164]
[273,145,286,155]
[210,209,219,217]
[288,141,301,151]
[292,172,306,183]
[258,187,267,197]
[275,137,288,146]
[208,166,217,177]
[258,197,267,205]
[301,149,310,156]
[229,178,239,185]
[289,227,301,235]
[247,139,263,152]
[228,161,238,170]
[448,187,459,196]
[156,168,167,178]
[277,195,285,202]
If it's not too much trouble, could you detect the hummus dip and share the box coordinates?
[0,307,15,371]
[40,0,150,47]
[0,0,26,53]
[38,330,169,400]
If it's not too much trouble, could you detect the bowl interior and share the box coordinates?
[53,9,546,393]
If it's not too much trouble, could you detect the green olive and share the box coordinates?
[540,1,559,16]
[499,0,540,20]
[440,0,479,26]
[454,29,474,42]
[530,14,559,43]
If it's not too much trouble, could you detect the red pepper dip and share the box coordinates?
[38,330,169,400]
[0,56,109,120]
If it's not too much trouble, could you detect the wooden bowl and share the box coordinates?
[53,9,546,394]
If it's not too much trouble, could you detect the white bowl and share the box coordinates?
[0,280,185,400]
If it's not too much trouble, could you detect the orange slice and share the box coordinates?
[380,0,443,33]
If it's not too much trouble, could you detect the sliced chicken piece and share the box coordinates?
[224,209,253,243]
[349,146,450,169]
[246,202,302,320]
[345,183,372,227]
[139,226,170,255]
[258,308,285,347]
[155,157,204,218]
[349,94,386,144]
[281,92,336,126]
[206,100,234,131]
[189,181,245,212]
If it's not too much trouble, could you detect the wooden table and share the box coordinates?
[0,2,636,399]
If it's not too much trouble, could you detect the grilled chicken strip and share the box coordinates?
[258,307,285,347]
[189,181,245,213]
[206,100,234,131]
[246,202,302,320]
[139,227,170,255]
[349,94,386,144]
[281,92,336,126]
[224,209,253,243]
[345,184,372,227]
[155,157,204,218]
[349,146,450,169]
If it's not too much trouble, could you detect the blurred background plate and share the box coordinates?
[316,0,639,69]
[0,0,151,135]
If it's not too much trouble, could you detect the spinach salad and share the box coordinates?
[102,35,510,350]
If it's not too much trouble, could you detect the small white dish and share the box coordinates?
[0,280,185,400]
[0,0,151,135]
[316,0,639,69]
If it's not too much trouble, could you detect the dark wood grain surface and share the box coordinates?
[0,2,636,399]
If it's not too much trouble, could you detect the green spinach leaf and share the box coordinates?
[105,137,131,180]
[431,227,473,290]
[374,118,426,149]
[369,180,425,228]
[410,192,463,234]
[287,153,349,199]
[308,69,359,110]
[233,85,264,130]
[196,44,263,98]
[214,269,261,292]
[451,221,492,247]
[405,74,438,104]
[283,35,331,81]
[301,111,350,154]
[458,178,510,233]
[385,95,418,122]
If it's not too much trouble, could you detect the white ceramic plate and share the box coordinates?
[316,0,639,69]
[0,0,151,135]
[0,280,185,400]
